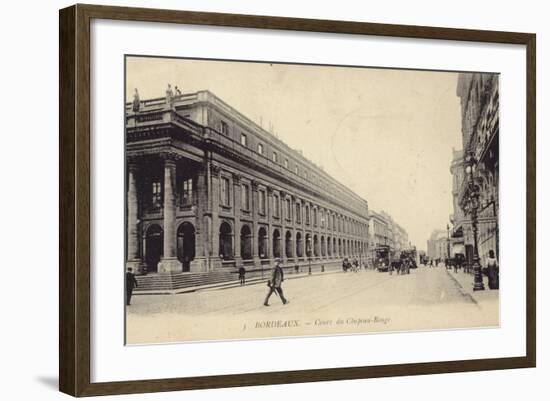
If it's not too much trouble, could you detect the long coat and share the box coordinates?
[270,266,284,288]
[126,272,138,291]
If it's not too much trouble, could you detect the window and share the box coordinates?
[304,171,308,180]
[151,181,162,210]
[241,184,250,210]
[220,121,229,136]
[295,165,299,175]
[272,152,278,163]
[296,203,301,223]
[273,194,280,217]
[285,198,291,220]
[220,177,230,206]
[313,208,318,226]
[240,133,248,147]
[257,143,264,155]
[305,205,310,225]
[284,158,289,169]
[259,190,266,215]
[180,177,193,206]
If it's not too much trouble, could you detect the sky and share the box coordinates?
[126,57,463,251]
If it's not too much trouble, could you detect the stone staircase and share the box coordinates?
[135,270,239,292]
[134,261,343,293]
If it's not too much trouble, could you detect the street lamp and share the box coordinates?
[465,152,485,291]
[446,223,451,270]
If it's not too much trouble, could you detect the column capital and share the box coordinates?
[232,172,242,184]
[159,151,180,164]
[251,179,259,191]
[210,163,221,175]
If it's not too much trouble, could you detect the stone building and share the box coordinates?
[427,229,448,261]
[368,211,391,263]
[456,73,499,263]
[393,224,409,253]
[125,90,370,274]
[449,148,468,258]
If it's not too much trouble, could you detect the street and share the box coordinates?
[126,266,499,344]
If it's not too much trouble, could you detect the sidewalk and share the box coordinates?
[135,265,344,296]
[444,268,499,306]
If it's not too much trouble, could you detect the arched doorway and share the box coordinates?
[272,229,281,259]
[321,236,326,257]
[258,227,268,259]
[177,222,195,272]
[327,236,332,257]
[296,232,303,258]
[305,233,312,258]
[240,225,252,260]
[145,224,163,273]
[219,221,233,260]
[313,234,319,257]
[285,231,293,258]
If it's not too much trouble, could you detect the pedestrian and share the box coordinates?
[264,259,288,306]
[294,263,300,274]
[342,258,348,272]
[238,265,246,286]
[125,267,138,306]
[486,250,499,290]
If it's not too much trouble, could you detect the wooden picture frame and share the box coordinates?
[59,3,536,397]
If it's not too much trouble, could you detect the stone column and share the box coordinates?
[158,156,181,274]
[251,180,261,267]
[267,186,274,261]
[233,173,242,266]
[126,160,142,272]
[190,165,207,272]
[209,163,222,271]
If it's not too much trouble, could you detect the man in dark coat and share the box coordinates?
[126,267,138,306]
[264,260,288,306]
[238,265,246,286]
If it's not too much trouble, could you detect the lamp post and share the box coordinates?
[446,223,451,270]
[465,152,485,291]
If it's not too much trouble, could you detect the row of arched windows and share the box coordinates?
[218,221,367,261]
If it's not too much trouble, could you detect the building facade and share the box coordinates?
[125,90,370,274]
[393,224,409,253]
[456,73,499,263]
[427,229,448,261]
[449,148,468,258]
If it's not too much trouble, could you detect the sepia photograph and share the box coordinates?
[124,56,500,345]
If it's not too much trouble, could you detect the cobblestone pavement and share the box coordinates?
[126,266,499,344]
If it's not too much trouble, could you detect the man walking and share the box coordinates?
[238,265,246,286]
[126,267,138,306]
[264,259,288,306]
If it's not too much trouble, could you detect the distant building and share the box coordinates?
[369,211,390,247]
[427,229,448,261]
[368,210,411,264]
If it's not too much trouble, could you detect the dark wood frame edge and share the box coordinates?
[59,3,536,397]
